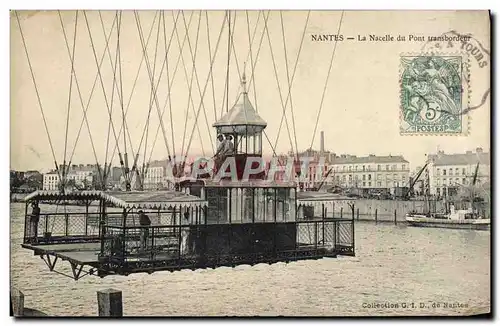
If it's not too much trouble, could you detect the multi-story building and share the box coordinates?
[42,172,59,190]
[143,159,168,190]
[427,148,490,197]
[270,153,329,190]
[42,164,98,190]
[327,154,410,192]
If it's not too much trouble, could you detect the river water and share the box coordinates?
[9,203,490,316]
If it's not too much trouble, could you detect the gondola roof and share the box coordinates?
[23,190,207,209]
[202,179,297,188]
[297,191,353,206]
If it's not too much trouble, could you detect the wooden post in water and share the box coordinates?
[356,208,359,221]
[97,289,123,317]
[394,209,397,225]
[375,209,378,224]
[11,287,24,316]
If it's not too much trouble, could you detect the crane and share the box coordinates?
[307,167,334,191]
[404,163,428,200]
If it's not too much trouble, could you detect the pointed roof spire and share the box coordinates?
[242,61,247,94]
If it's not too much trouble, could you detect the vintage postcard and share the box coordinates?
[10,10,491,317]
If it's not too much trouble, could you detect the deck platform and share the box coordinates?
[20,189,355,280]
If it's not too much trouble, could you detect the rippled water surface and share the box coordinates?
[10,203,490,316]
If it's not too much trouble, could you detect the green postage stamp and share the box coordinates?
[400,54,470,135]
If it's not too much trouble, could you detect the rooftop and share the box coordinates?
[213,74,267,134]
[330,155,409,165]
[429,148,490,166]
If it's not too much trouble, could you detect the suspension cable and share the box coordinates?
[164,11,177,164]
[57,10,104,185]
[134,10,173,161]
[83,11,125,172]
[309,11,344,150]
[15,11,61,177]
[179,10,212,156]
[125,11,173,183]
[105,11,159,178]
[220,11,240,119]
[232,10,264,107]
[62,10,78,184]
[183,12,227,162]
[179,11,203,159]
[225,10,231,114]
[261,12,294,155]
[142,10,194,172]
[102,11,119,183]
[205,11,218,122]
[140,11,162,186]
[116,11,129,183]
[219,12,229,120]
[230,15,242,83]
[246,11,260,112]
[272,11,310,155]
[280,11,300,159]
[66,14,117,183]
[263,131,278,157]
[103,11,147,186]
[140,10,194,168]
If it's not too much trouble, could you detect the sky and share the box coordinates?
[10,10,490,173]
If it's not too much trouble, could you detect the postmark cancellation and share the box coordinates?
[399,53,470,136]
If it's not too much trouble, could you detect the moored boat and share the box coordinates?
[406,205,490,231]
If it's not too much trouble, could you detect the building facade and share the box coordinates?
[269,153,329,190]
[426,148,490,197]
[143,160,168,190]
[42,164,98,190]
[327,154,410,191]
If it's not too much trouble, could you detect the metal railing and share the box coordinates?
[23,212,125,244]
[98,218,355,272]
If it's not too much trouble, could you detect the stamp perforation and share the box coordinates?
[399,51,471,136]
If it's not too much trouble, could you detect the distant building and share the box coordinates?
[271,153,329,190]
[426,148,490,197]
[43,164,98,190]
[327,154,410,191]
[143,159,168,190]
[43,172,59,190]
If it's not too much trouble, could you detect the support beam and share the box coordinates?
[42,254,58,271]
[97,289,123,317]
[11,287,24,316]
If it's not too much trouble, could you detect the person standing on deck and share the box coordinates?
[138,210,151,252]
[214,134,227,168]
[30,202,40,243]
[224,135,235,156]
[180,211,190,255]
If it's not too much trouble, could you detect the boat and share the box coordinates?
[405,204,490,231]
[405,162,490,231]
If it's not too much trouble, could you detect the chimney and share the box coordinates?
[320,131,325,153]
[476,147,483,153]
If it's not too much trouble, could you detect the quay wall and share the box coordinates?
[323,199,446,222]
[324,199,490,222]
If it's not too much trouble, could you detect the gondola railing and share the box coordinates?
[97,218,355,273]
